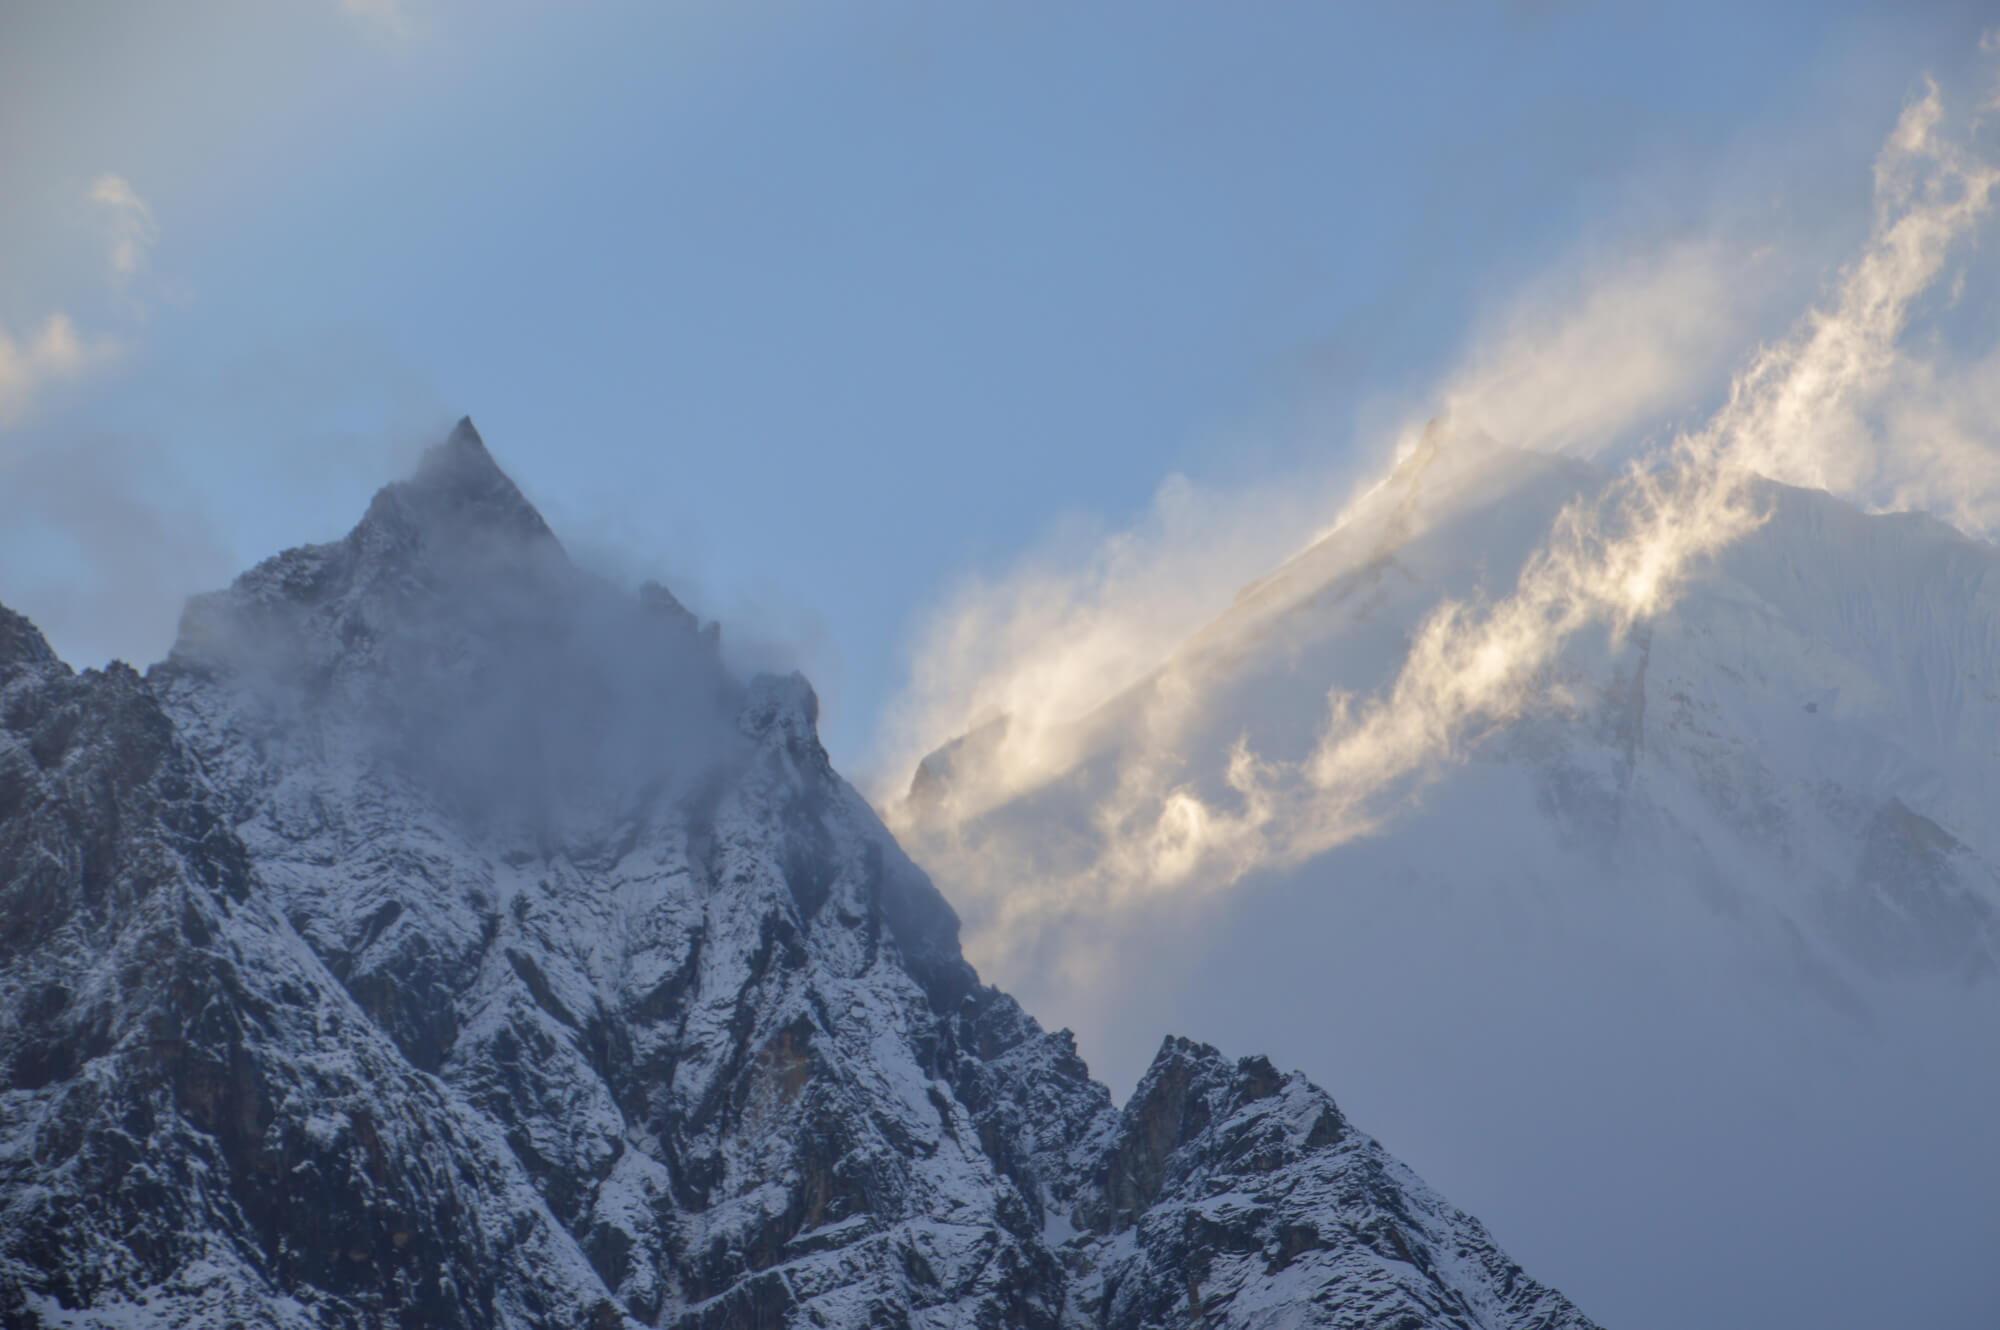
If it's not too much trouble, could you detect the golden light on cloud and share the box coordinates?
[882,72,2000,968]
[88,174,157,279]
[0,314,121,430]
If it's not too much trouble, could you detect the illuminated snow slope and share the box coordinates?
[902,436,2000,1330]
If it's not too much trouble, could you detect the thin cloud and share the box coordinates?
[0,430,235,669]
[0,176,155,427]
[0,314,120,429]
[1438,241,1756,460]
[88,174,157,279]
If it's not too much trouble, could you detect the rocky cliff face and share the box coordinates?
[0,421,1599,1329]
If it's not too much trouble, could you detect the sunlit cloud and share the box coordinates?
[870,237,1774,837]
[884,72,2000,964]
[0,314,121,430]
[1438,238,1756,460]
[0,177,157,426]
[870,464,1361,824]
[88,174,157,279]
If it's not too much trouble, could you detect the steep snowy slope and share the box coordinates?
[898,432,2000,1330]
[0,421,1600,1329]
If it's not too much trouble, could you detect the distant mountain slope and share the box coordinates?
[896,433,2000,1330]
[0,421,1599,1329]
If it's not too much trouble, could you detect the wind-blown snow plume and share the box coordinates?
[1436,238,1754,460]
[871,238,1777,832]
[871,467,1360,822]
[887,73,2000,952]
[1705,79,2000,509]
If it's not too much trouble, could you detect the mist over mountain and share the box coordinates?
[0,421,1602,1329]
[878,75,2000,1330]
[893,427,2000,1330]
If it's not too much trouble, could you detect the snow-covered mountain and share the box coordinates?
[895,431,2000,1330]
[0,421,1600,1329]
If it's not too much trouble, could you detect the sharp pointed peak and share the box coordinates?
[426,414,492,469]
[374,415,561,552]
[414,414,504,487]
[162,418,570,676]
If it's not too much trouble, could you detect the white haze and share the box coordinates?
[161,433,755,853]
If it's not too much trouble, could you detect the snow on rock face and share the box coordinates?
[1,421,1598,1328]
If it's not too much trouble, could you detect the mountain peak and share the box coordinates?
[422,414,497,477]
[162,418,567,678]
[369,415,560,553]
[416,415,500,487]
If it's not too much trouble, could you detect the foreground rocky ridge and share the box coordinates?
[0,421,1598,1329]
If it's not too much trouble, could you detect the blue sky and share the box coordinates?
[1,0,1992,773]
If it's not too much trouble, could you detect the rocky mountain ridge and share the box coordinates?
[0,420,1599,1328]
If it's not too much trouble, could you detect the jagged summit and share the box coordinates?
[378,415,562,551]
[164,421,589,684]
[346,414,563,575]
[441,413,495,464]
[157,420,748,869]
